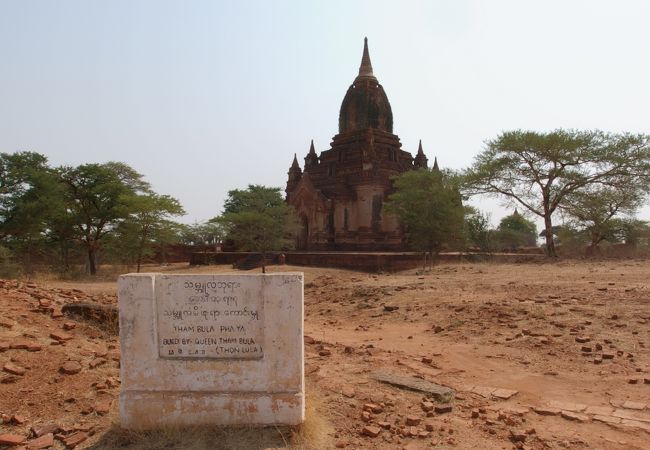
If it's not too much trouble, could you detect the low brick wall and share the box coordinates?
[189,251,545,272]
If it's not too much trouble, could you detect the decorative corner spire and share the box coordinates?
[432,156,439,171]
[357,37,376,80]
[308,139,316,156]
[413,139,429,168]
[291,153,300,169]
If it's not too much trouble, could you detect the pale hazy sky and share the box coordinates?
[1,1,650,227]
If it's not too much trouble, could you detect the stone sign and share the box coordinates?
[118,273,304,429]
[157,278,264,359]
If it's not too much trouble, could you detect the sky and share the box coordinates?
[1,0,650,227]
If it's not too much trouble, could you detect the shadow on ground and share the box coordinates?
[86,424,299,450]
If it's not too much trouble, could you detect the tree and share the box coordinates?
[464,208,494,252]
[463,130,650,256]
[59,162,151,275]
[385,168,465,266]
[0,152,63,273]
[218,185,297,273]
[496,210,537,249]
[115,194,185,272]
[180,220,225,248]
[560,185,645,252]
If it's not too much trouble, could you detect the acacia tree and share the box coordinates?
[115,194,185,272]
[218,185,296,273]
[59,162,151,275]
[0,152,63,273]
[463,130,650,256]
[561,185,646,252]
[496,211,537,249]
[385,168,465,266]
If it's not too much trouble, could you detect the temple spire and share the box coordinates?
[291,153,300,169]
[432,157,439,171]
[304,139,318,167]
[357,37,376,80]
[414,139,429,169]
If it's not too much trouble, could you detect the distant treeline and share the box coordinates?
[0,151,224,277]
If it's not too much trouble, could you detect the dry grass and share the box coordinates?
[88,389,331,450]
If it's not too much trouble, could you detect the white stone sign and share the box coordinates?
[157,277,264,359]
[118,273,304,429]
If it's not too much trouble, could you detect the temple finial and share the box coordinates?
[432,156,439,171]
[358,37,375,79]
[417,139,424,155]
[291,153,299,168]
[308,139,316,155]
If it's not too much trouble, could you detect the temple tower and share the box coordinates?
[285,38,435,250]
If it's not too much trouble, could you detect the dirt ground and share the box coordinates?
[0,260,649,449]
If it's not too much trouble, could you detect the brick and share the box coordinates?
[471,386,496,398]
[612,409,650,423]
[62,432,88,449]
[421,401,434,412]
[26,432,53,449]
[622,401,646,410]
[502,406,529,416]
[592,415,621,425]
[560,411,589,422]
[532,406,560,416]
[435,405,452,414]
[584,405,614,415]
[362,403,382,414]
[0,434,26,446]
[50,331,73,341]
[30,424,60,438]
[405,416,421,426]
[94,399,111,415]
[602,353,615,359]
[60,361,82,375]
[620,419,650,431]
[3,362,26,376]
[62,322,76,330]
[9,340,31,350]
[548,401,586,412]
[492,388,518,400]
[361,425,381,437]
[88,358,107,369]
[575,336,590,343]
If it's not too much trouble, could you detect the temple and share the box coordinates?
[285,38,436,251]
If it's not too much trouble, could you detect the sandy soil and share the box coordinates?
[0,260,649,449]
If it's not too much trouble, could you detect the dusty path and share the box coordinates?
[0,260,648,449]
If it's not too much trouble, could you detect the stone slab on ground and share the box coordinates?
[372,371,454,403]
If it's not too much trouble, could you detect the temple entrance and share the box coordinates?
[297,215,309,250]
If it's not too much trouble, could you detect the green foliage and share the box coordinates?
[463,129,650,256]
[180,221,225,246]
[0,151,189,276]
[114,194,185,271]
[386,168,465,259]
[561,185,646,249]
[495,212,537,249]
[218,185,297,273]
[59,162,152,275]
[464,208,494,252]
[0,245,21,278]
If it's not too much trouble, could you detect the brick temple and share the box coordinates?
[285,38,437,251]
